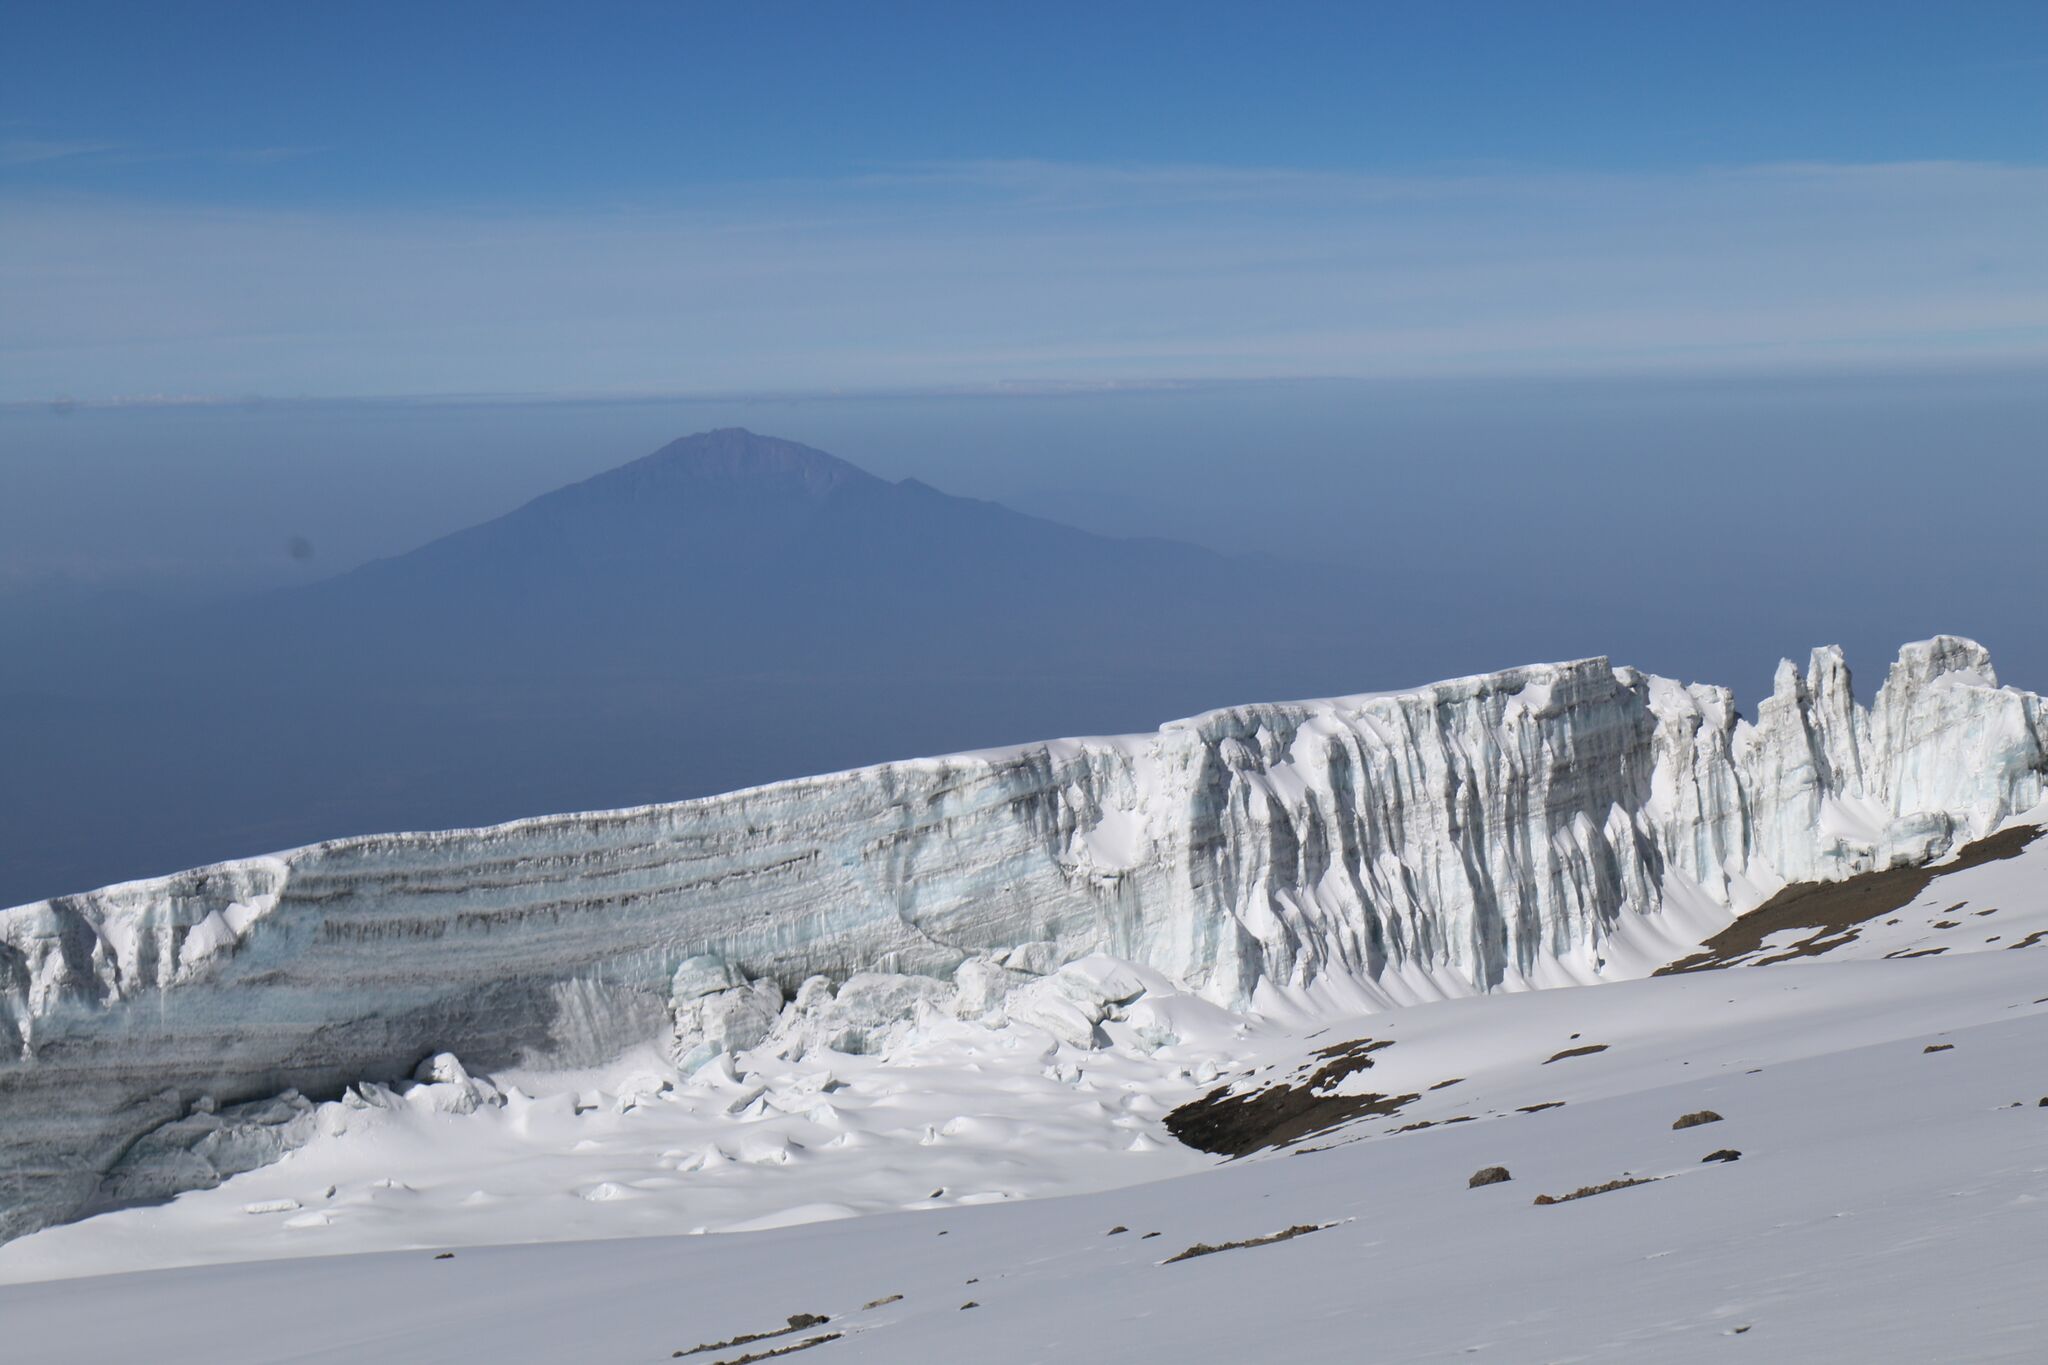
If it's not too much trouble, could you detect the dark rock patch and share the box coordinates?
[1672,1110,1723,1130]
[1165,1039,1415,1155]
[1544,1044,1609,1064]
[1468,1166,1512,1188]
[1924,1043,1954,1053]
[1702,1149,1742,1163]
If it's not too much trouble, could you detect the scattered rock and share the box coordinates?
[1162,1222,1331,1263]
[1544,1044,1609,1064]
[702,1335,841,1365]
[1702,1149,1742,1163]
[1141,1231,1161,1239]
[959,1301,979,1311]
[1532,1176,1660,1205]
[1107,1225,1128,1235]
[862,1295,902,1310]
[1430,1077,1464,1090]
[1468,1166,1512,1188]
[433,1252,454,1260]
[1517,1102,1565,1114]
[676,1315,831,1359]
[1924,1043,1954,1054]
[1672,1110,1723,1130]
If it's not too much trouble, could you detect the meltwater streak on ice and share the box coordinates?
[2,636,2044,1242]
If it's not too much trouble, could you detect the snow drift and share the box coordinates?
[2,636,2043,1242]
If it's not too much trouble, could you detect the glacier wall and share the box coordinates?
[3,637,2044,1241]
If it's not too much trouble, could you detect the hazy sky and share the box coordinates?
[4,3,2045,403]
[4,1,2046,699]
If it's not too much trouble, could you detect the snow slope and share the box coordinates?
[5,840,2047,1361]
[2,638,2043,1244]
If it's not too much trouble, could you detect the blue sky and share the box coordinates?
[4,2,2045,402]
[9,3,2048,196]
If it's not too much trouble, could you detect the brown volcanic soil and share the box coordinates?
[1656,825,2042,975]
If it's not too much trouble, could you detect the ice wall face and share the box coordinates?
[3,638,2043,1241]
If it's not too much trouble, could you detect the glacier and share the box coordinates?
[2,635,2044,1243]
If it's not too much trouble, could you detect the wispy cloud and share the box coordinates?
[0,131,315,173]
[2,159,2044,403]
[0,137,121,166]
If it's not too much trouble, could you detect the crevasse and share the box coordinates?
[1,636,2042,1241]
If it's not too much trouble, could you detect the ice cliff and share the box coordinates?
[3,637,2044,1241]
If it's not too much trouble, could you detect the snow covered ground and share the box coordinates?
[4,820,2046,1362]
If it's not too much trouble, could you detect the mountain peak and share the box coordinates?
[629,429,879,498]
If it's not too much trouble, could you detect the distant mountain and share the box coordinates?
[282,428,1325,673]
[1,430,1388,905]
